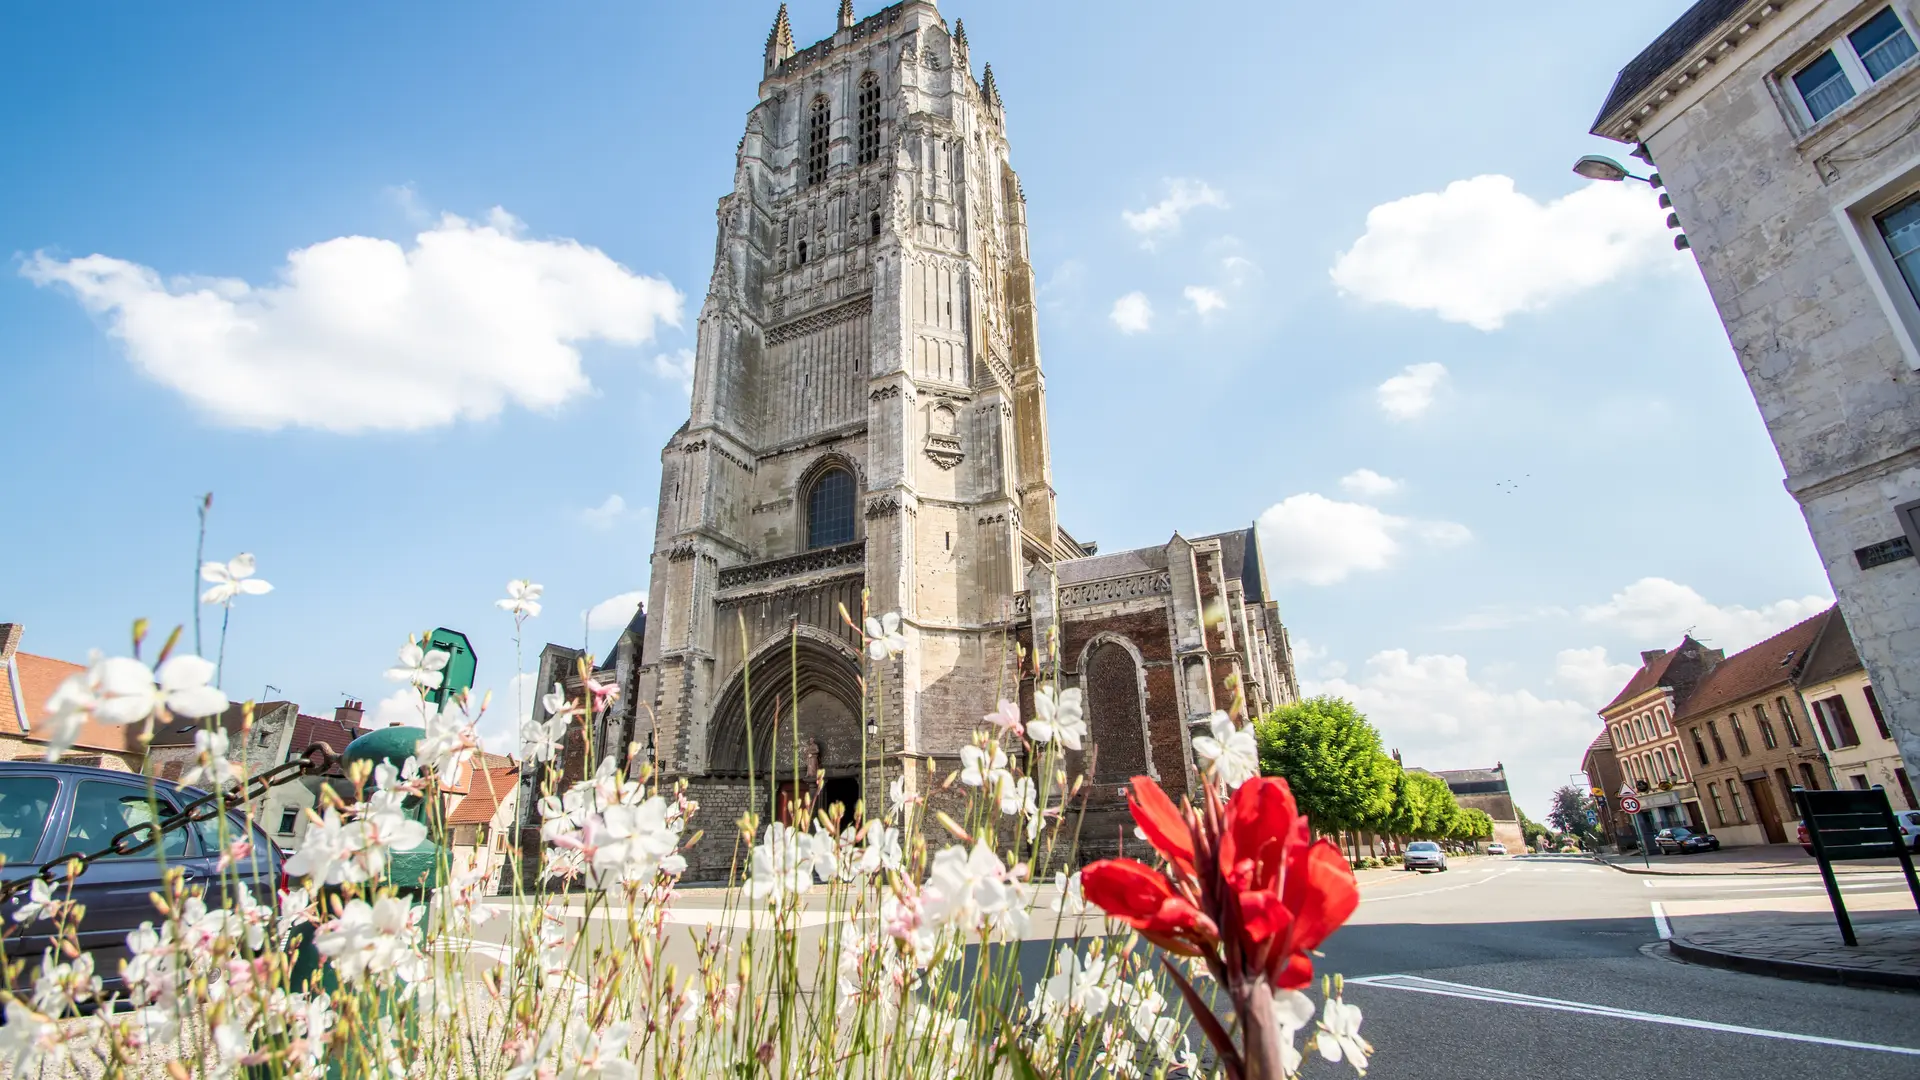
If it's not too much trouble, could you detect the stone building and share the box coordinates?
[1429,766,1526,854]
[1795,604,1916,806]
[1591,0,1920,804]
[1596,636,1723,833]
[600,2,1296,878]
[1674,608,1835,846]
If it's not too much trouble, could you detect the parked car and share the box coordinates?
[1403,840,1448,872]
[1485,843,1507,856]
[1653,827,1720,855]
[0,761,283,999]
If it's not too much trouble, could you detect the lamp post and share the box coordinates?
[1572,155,1690,250]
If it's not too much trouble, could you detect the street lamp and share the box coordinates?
[1571,154,1662,186]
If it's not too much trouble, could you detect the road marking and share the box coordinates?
[1643,872,1908,888]
[1650,902,1671,940]
[1645,881,1910,893]
[1362,868,1516,902]
[1346,974,1920,1056]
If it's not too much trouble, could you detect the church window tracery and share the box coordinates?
[807,96,831,187]
[806,467,856,549]
[858,74,881,165]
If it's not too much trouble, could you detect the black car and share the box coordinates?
[0,761,283,995]
[1653,826,1721,855]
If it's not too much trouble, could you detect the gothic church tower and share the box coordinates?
[637,2,1074,812]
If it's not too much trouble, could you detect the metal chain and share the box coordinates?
[0,742,341,905]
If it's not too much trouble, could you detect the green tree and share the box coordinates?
[1254,696,1397,840]
[1548,785,1600,846]
[1404,772,1459,840]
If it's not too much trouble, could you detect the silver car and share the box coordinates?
[1403,840,1448,872]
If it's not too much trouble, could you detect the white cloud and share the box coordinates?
[478,673,538,755]
[1121,179,1227,243]
[1255,492,1469,586]
[1307,649,1600,819]
[1376,362,1448,421]
[1579,577,1832,653]
[586,590,645,632]
[1329,175,1671,331]
[22,209,683,432]
[368,688,432,729]
[1552,646,1640,709]
[1222,255,1259,287]
[1183,285,1227,316]
[1338,468,1403,498]
[1110,292,1153,334]
[652,347,695,394]
[581,494,628,530]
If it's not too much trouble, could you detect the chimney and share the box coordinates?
[335,699,365,730]
[0,623,20,663]
[1639,649,1667,665]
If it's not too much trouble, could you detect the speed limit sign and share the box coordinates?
[1619,795,1642,814]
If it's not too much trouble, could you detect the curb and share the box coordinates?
[1666,937,1920,992]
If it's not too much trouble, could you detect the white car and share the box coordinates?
[1485,843,1508,856]
[1403,841,1448,872]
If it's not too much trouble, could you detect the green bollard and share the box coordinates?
[279,725,445,1077]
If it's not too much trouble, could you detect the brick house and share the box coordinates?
[0,623,142,772]
[1676,610,1836,846]
[1795,605,1915,807]
[448,763,521,894]
[1596,637,1722,835]
[1581,730,1630,848]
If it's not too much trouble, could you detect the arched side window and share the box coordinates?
[857,73,881,165]
[806,467,856,549]
[807,97,831,187]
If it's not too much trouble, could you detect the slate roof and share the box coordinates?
[1674,607,1836,721]
[149,700,295,747]
[1593,0,1749,130]
[1796,606,1865,688]
[447,765,520,825]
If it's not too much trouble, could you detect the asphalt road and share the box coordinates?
[1316,854,1920,1080]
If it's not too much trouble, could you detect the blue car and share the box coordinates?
[0,761,283,998]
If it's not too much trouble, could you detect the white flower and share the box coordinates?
[496,579,544,618]
[807,824,844,882]
[864,612,907,660]
[958,743,1009,788]
[855,823,903,875]
[31,949,99,1014]
[746,822,813,903]
[1030,687,1085,750]
[0,1001,64,1074]
[983,698,1023,736]
[59,654,229,732]
[181,726,240,790]
[1316,997,1371,1074]
[200,553,274,605]
[39,674,92,760]
[1051,870,1092,917]
[557,1017,635,1080]
[920,841,1030,940]
[10,880,62,926]
[313,896,426,984]
[416,698,481,779]
[1039,946,1111,1016]
[384,642,450,689]
[888,775,910,819]
[588,797,687,887]
[1191,711,1260,790]
[996,773,1037,820]
[284,806,360,885]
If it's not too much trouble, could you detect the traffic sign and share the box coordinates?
[1585,811,1598,825]
[1618,784,1636,799]
[1590,786,1606,799]
[1619,795,1642,814]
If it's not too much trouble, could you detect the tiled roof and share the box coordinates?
[1796,606,1864,688]
[1433,766,1505,786]
[289,713,361,773]
[443,752,516,795]
[1587,731,1615,753]
[1674,607,1835,721]
[1601,647,1683,712]
[1,652,138,755]
[447,766,519,825]
[1593,0,1750,130]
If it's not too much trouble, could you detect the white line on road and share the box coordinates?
[1644,881,1910,893]
[1643,872,1908,888]
[1362,868,1516,903]
[1346,974,1920,1057]
[1650,902,1670,940]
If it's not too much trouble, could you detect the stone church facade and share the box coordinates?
[534,2,1299,879]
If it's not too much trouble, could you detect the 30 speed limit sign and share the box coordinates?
[1619,795,1642,814]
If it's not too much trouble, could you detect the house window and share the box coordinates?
[1708,782,1727,826]
[857,73,881,165]
[807,96,831,186]
[805,467,856,549]
[1667,746,1685,780]
[1865,685,1891,739]
[1813,695,1862,749]
[797,240,808,266]
[1729,713,1752,756]
[1875,192,1920,307]
[277,807,299,835]
[1707,720,1728,762]
[1756,703,1778,750]
[1690,727,1710,767]
[1896,767,1916,809]
[1789,7,1918,124]
[1728,784,1748,823]
[1799,762,1822,790]
[1777,695,1802,747]
[1851,774,1873,790]
[870,211,882,240]
[1657,708,1671,735]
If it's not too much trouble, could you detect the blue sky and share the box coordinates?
[1,1,1836,817]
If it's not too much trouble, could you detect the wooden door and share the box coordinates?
[1746,778,1787,843]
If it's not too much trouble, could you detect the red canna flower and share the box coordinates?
[1079,772,1360,1080]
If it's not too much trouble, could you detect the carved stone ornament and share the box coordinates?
[1058,571,1172,609]
[666,540,699,562]
[865,494,903,519]
[716,541,865,590]
[923,433,963,470]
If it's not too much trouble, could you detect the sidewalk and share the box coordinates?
[1598,846,1911,876]
[1668,911,1920,990]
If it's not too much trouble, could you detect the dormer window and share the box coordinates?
[1789,7,1917,124]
